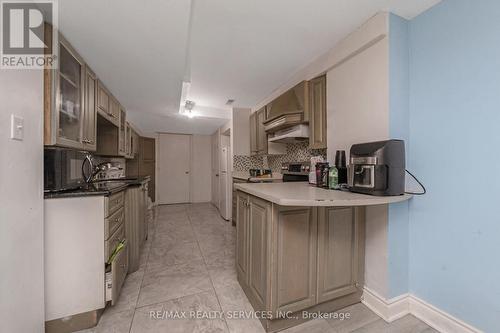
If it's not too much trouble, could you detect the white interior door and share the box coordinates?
[158,133,191,204]
[211,133,219,209]
[219,146,228,219]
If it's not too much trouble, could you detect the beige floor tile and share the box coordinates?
[156,204,189,214]
[146,241,203,272]
[137,260,213,307]
[326,303,380,333]
[130,291,227,333]
[208,265,238,290]
[154,223,196,245]
[350,315,438,333]
[282,319,335,333]
[225,317,266,333]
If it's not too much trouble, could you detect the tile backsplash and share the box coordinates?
[233,142,327,173]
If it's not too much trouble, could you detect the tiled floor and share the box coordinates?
[78,203,438,333]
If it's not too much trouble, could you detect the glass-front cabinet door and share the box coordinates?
[56,37,85,148]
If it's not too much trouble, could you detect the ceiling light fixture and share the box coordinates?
[183,100,196,118]
[179,81,197,118]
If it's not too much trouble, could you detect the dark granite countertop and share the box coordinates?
[44,176,151,199]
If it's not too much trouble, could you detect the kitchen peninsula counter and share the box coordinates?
[234,181,412,207]
[234,181,411,332]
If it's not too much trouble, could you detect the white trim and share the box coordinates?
[408,295,483,333]
[361,287,410,322]
[362,287,482,333]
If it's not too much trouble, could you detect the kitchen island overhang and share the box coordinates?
[233,182,411,332]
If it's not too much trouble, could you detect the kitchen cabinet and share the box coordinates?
[44,193,129,330]
[126,137,156,202]
[271,206,317,314]
[248,196,271,310]
[96,104,127,157]
[125,182,148,273]
[317,207,364,303]
[82,66,97,151]
[250,112,257,155]
[236,192,250,283]
[118,107,127,156]
[125,122,134,159]
[236,191,365,332]
[97,81,120,127]
[130,127,140,157]
[44,31,86,149]
[249,107,268,155]
[309,75,327,149]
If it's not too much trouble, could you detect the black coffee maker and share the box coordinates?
[348,140,405,196]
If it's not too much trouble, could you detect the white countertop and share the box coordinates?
[232,171,283,182]
[234,182,412,207]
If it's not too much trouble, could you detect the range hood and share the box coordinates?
[268,124,309,143]
[263,81,309,133]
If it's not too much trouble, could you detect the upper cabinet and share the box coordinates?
[250,107,268,156]
[309,75,327,149]
[256,108,268,155]
[125,122,136,159]
[44,31,87,150]
[44,25,135,155]
[97,82,119,127]
[82,66,97,151]
[119,107,127,156]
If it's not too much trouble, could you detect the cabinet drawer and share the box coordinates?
[105,241,128,306]
[105,207,124,240]
[105,191,124,217]
[105,224,125,261]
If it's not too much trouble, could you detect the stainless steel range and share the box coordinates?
[281,162,310,182]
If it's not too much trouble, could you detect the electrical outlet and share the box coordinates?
[10,114,24,141]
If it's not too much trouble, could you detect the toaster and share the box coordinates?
[348,140,405,196]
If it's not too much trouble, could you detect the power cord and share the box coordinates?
[405,169,426,195]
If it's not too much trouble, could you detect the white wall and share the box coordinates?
[0,71,45,332]
[190,135,212,202]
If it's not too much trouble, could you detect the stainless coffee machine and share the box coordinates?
[348,140,405,196]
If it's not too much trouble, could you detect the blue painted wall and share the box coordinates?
[409,0,500,331]
[388,13,410,298]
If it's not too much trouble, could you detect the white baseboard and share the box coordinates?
[361,287,482,333]
[361,287,410,322]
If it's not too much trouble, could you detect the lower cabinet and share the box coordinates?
[236,193,250,282]
[248,196,271,309]
[235,191,365,330]
[317,207,364,303]
[271,206,317,314]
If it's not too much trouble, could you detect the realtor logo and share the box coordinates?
[1,0,57,69]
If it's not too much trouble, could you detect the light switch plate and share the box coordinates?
[10,114,24,141]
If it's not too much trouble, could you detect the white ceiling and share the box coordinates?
[59,0,440,136]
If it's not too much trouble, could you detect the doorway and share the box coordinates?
[157,133,191,204]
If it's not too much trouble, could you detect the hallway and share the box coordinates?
[79,203,437,333]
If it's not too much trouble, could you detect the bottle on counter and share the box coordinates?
[328,165,339,189]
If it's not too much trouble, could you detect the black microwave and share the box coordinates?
[44,147,94,192]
